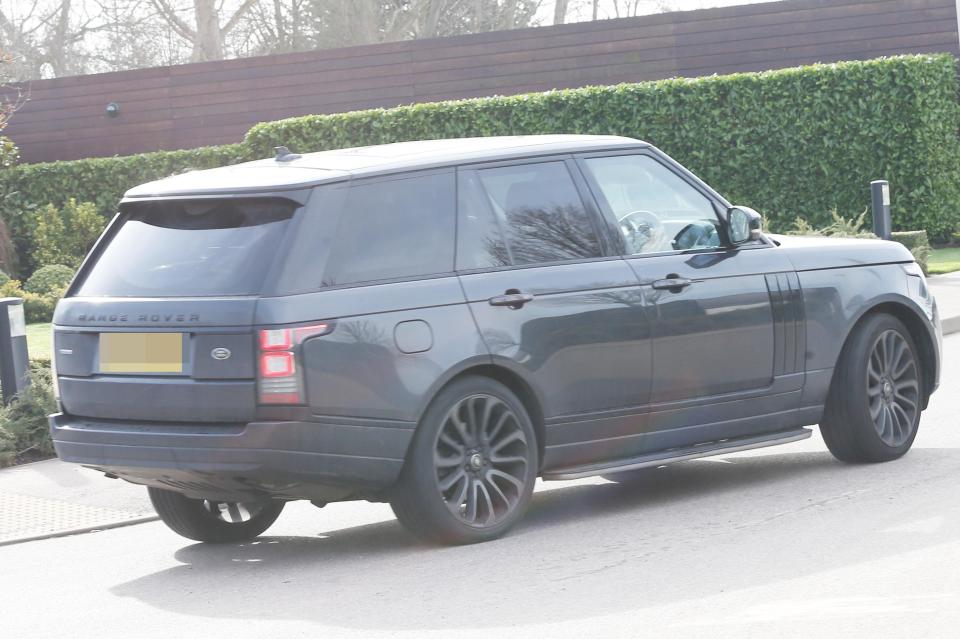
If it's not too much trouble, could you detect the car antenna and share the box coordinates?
[274,146,301,162]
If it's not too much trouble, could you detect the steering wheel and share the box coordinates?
[618,210,664,254]
[672,220,720,251]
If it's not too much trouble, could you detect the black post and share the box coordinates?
[0,298,30,404]
[871,180,891,240]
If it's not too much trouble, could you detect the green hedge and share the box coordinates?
[1,54,959,277]
[247,55,960,241]
[0,144,250,274]
[891,230,932,273]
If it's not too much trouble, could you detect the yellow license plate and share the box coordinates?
[99,332,184,374]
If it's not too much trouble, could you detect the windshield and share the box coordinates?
[75,198,296,297]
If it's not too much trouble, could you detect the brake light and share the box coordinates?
[260,352,295,377]
[257,323,332,404]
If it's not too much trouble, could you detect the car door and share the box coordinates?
[576,150,803,449]
[455,157,654,470]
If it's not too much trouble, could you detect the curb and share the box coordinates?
[942,315,960,336]
[0,514,159,548]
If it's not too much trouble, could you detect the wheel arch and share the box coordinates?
[835,299,937,408]
[414,359,547,469]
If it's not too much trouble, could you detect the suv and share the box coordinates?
[50,135,941,545]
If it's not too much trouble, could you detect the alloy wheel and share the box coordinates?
[867,329,920,447]
[433,394,531,527]
[202,500,269,524]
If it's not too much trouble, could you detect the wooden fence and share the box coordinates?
[4,0,958,163]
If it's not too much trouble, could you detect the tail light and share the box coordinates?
[257,323,332,404]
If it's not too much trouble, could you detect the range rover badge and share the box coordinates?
[211,347,232,361]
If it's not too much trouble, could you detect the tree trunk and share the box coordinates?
[192,0,223,62]
[499,0,519,29]
[46,0,73,77]
[419,0,445,38]
[553,0,569,25]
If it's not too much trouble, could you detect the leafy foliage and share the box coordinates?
[787,209,932,273]
[890,230,932,273]
[33,199,106,269]
[0,210,17,275]
[788,209,876,238]
[246,54,960,241]
[0,54,958,282]
[0,144,249,274]
[0,360,57,468]
[0,422,14,466]
[0,136,18,169]
[25,264,75,296]
[0,279,60,323]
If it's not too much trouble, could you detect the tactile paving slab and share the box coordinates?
[0,492,155,545]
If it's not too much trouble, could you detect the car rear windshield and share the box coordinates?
[75,198,296,297]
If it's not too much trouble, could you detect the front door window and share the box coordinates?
[582,155,721,255]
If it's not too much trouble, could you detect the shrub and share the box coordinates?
[891,230,932,273]
[0,212,17,276]
[0,422,14,467]
[25,264,75,296]
[0,279,59,323]
[33,199,107,269]
[0,269,9,287]
[247,54,960,241]
[788,211,932,273]
[788,209,876,239]
[0,53,958,277]
[0,144,250,273]
[0,360,57,467]
[0,136,18,169]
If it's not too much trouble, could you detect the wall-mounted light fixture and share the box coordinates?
[105,102,120,117]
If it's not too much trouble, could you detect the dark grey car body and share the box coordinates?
[49,135,942,503]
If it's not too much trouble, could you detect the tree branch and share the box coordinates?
[149,0,195,41]
[221,0,259,36]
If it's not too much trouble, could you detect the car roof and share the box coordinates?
[122,135,648,199]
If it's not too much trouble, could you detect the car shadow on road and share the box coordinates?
[111,447,960,631]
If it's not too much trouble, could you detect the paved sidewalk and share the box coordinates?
[0,459,155,546]
[1,272,958,547]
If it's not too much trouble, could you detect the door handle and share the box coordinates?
[489,290,535,309]
[652,276,692,292]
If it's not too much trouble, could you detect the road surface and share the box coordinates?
[3,336,960,638]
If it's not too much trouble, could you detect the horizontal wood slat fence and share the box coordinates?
[3,0,957,163]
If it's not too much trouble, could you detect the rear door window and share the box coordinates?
[76,198,296,297]
[321,171,455,286]
[463,161,603,267]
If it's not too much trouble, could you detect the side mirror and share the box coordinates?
[727,206,763,244]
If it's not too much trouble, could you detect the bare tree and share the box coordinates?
[553,0,569,24]
[0,0,102,79]
[563,0,674,21]
[150,0,259,61]
[3,0,548,79]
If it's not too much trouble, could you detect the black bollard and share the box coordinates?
[0,298,30,404]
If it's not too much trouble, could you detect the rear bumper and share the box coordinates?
[50,413,415,502]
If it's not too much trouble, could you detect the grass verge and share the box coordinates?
[929,248,960,275]
[26,323,51,361]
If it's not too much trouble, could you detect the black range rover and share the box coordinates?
[50,135,940,545]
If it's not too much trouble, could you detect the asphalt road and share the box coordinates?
[4,337,960,639]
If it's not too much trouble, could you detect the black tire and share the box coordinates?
[390,376,538,545]
[821,313,923,463]
[148,487,285,543]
